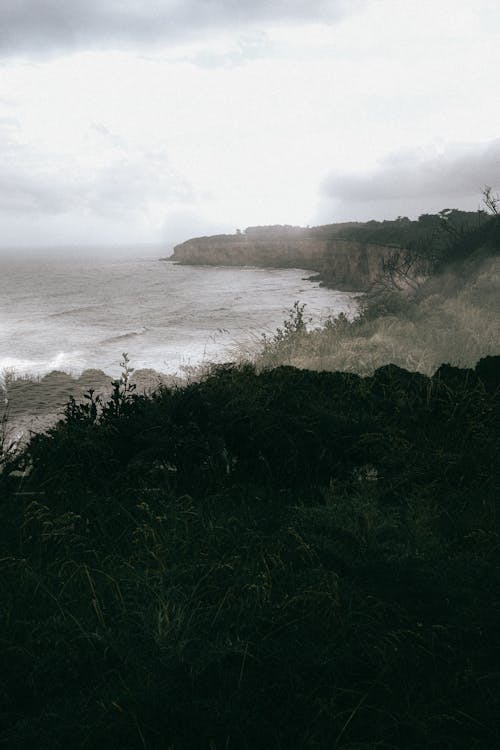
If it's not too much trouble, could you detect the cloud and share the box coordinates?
[0,0,362,56]
[320,139,500,220]
[161,207,232,246]
[0,117,195,249]
[0,156,192,217]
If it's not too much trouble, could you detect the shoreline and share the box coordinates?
[162,255,369,292]
[1,262,363,440]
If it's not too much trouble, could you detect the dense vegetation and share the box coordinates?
[1,352,499,749]
[252,213,500,375]
[333,208,491,254]
[1,204,499,749]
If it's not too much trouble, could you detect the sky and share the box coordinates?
[0,0,499,250]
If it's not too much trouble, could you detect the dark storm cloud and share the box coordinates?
[0,0,361,56]
[323,140,500,206]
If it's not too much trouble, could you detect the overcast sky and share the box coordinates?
[1,0,499,249]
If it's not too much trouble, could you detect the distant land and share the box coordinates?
[168,222,391,290]
[166,211,487,291]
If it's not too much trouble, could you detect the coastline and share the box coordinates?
[161,256,368,292]
[169,226,396,291]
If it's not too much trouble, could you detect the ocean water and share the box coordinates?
[0,250,359,380]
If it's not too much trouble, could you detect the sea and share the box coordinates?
[0,248,359,382]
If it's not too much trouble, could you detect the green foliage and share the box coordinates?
[253,222,500,375]
[259,301,309,365]
[335,208,492,259]
[0,396,20,495]
[2,205,500,747]
[1,354,500,749]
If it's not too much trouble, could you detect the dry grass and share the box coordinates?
[251,256,500,377]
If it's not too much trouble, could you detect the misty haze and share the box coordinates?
[1,2,499,749]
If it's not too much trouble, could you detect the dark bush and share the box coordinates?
[1,357,499,749]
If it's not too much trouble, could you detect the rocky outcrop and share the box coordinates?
[170,225,396,290]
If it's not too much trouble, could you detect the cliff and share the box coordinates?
[170,225,396,291]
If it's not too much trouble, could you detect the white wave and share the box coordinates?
[0,351,86,380]
[101,327,148,345]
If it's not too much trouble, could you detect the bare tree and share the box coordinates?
[482,185,499,215]
[379,249,424,295]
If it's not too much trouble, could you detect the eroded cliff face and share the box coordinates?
[171,227,395,290]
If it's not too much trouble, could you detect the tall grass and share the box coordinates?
[252,254,500,376]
